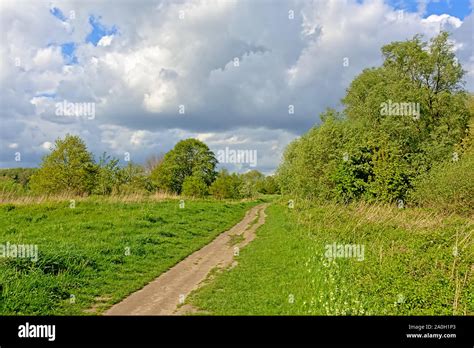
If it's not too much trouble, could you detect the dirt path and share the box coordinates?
[104,203,268,315]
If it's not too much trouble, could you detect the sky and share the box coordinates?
[0,0,473,174]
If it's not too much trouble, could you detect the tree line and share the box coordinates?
[276,32,473,214]
[1,32,472,211]
[0,137,278,199]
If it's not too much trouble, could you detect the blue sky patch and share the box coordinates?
[86,15,118,46]
[386,0,472,19]
[50,7,67,22]
[423,0,472,19]
[61,42,78,65]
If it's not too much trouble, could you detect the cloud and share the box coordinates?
[33,46,64,70]
[97,35,114,47]
[41,141,53,150]
[421,14,463,29]
[0,0,472,172]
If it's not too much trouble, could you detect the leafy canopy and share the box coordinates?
[30,134,96,195]
[151,138,217,194]
[277,32,471,204]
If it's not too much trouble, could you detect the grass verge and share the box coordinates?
[187,201,473,315]
[0,198,259,315]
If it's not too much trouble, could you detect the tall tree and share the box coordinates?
[278,32,471,203]
[30,134,97,195]
[151,139,217,193]
[144,153,164,174]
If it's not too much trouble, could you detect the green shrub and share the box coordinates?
[181,174,208,197]
[239,170,264,198]
[29,135,97,195]
[0,177,26,195]
[209,170,242,199]
[277,33,471,205]
[410,150,474,214]
[0,168,36,191]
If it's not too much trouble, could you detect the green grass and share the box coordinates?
[0,198,259,315]
[187,201,473,315]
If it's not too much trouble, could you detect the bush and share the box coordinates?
[114,163,154,195]
[0,178,26,195]
[181,175,208,197]
[277,33,471,205]
[209,170,242,199]
[410,146,474,215]
[29,135,97,195]
[0,168,37,191]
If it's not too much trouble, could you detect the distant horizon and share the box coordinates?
[1,0,473,173]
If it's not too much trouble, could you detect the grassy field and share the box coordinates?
[187,201,473,315]
[0,198,259,315]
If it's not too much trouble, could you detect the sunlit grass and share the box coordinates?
[0,198,259,315]
[188,200,473,315]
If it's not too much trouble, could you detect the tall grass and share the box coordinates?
[0,191,179,205]
[0,198,258,315]
[188,200,473,315]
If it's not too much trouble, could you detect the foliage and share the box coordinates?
[278,110,350,199]
[209,169,242,199]
[29,135,97,195]
[0,168,37,189]
[93,153,121,195]
[151,139,217,194]
[0,168,37,196]
[239,170,265,197]
[410,151,474,215]
[409,107,474,214]
[181,174,209,197]
[115,162,155,194]
[259,175,280,195]
[277,32,471,205]
[0,178,27,195]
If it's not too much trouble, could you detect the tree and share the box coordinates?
[116,162,154,194]
[277,32,471,203]
[181,174,208,197]
[30,135,96,195]
[277,109,349,199]
[260,175,280,194]
[93,153,121,195]
[240,170,265,197]
[341,32,469,201]
[144,153,164,174]
[151,139,217,194]
[209,169,242,199]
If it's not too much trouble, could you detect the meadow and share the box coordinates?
[0,198,259,315]
[187,200,473,315]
